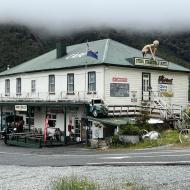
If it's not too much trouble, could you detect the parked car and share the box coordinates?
[89,98,108,118]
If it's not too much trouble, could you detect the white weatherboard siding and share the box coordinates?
[104,67,189,109]
[0,66,105,101]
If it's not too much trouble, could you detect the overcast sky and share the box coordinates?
[0,0,189,35]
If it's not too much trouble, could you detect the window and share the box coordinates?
[48,114,56,127]
[31,80,36,94]
[88,71,96,92]
[67,73,74,94]
[5,79,10,96]
[49,75,55,94]
[16,78,21,95]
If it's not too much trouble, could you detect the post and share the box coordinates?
[14,105,16,127]
[28,106,31,132]
[84,61,87,101]
[0,106,3,131]
[64,105,67,144]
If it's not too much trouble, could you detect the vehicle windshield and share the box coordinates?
[93,99,102,104]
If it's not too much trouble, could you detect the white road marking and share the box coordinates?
[87,161,190,165]
[100,156,130,159]
[1,148,190,158]
[101,153,190,160]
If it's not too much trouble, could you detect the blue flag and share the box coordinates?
[86,42,98,59]
[87,50,98,59]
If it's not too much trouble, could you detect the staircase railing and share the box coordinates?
[150,91,182,120]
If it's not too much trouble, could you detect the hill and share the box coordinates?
[0,25,189,72]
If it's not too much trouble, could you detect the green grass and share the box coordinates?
[52,176,147,190]
[53,176,98,190]
[109,130,188,150]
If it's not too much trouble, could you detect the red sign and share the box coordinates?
[112,77,128,82]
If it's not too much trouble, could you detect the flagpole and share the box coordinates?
[84,40,89,102]
[84,61,87,101]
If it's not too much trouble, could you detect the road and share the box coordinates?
[1,141,190,189]
[0,141,190,166]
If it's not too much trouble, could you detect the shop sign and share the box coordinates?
[158,75,173,84]
[159,84,173,97]
[15,105,27,112]
[112,77,128,82]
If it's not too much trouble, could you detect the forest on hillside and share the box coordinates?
[0,24,190,72]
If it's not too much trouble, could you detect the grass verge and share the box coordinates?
[52,176,147,190]
[108,130,190,150]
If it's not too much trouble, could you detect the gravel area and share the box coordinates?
[0,165,190,190]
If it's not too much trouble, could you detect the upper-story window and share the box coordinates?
[5,79,10,96]
[49,75,55,94]
[16,78,21,95]
[31,80,36,94]
[67,73,74,94]
[88,71,96,92]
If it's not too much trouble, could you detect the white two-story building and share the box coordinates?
[0,39,189,142]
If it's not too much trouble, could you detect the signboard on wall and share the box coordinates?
[15,105,27,112]
[131,91,137,102]
[110,83,129,97]
[158,75,173,84]
[158,75,173,97]
[112,77,128,82]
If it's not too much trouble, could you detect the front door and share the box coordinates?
[142,73,151,101]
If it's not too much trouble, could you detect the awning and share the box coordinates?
[87,116,136,126]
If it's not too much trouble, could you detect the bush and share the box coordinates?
[119,124,140,136]
[53,176,99,190]
[106,135,122,146]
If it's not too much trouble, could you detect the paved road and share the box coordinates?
[1,140,190,166]
[1,141,190,189]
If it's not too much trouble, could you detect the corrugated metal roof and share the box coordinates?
[0,39,189,76]
[87,116,136,126]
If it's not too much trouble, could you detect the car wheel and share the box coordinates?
[92,109,98,118]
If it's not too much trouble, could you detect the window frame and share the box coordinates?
[49,75,55,94]
[67,73,74,94]
[16,78,21,95]
[88,71,96,93]
[5,79,10,96]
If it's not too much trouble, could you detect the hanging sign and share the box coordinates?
[15,105,27,111]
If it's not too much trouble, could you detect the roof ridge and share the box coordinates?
[102,39,110,63]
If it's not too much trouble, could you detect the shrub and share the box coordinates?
[119,124,140,136]
[107,135,122,146]
[53,176,99,190]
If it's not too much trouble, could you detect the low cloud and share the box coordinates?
[0,0,189,35]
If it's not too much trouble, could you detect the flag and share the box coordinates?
[86,42,98,59]
[44,115,49,144]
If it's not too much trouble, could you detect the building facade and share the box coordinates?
[0,39,189,142]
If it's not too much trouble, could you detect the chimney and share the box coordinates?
[56,40,67,59]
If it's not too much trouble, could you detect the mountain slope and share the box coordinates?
[0,25,189,72]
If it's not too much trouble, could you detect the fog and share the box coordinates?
[0,0,189,35]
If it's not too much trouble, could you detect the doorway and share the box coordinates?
[142,73,151,101]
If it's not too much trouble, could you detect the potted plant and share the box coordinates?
[118,124,140,144]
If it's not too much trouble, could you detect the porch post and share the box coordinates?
[28,105,31,132]
[0,106,3,131]
[14,105,16,126]
[64,105,67,144]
